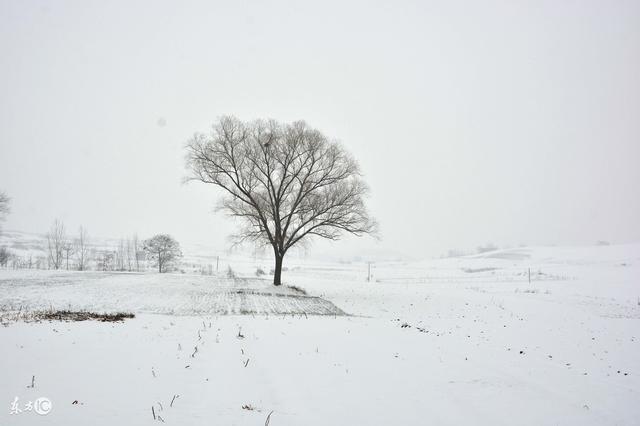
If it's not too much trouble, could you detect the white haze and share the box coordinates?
[1,0,639,258]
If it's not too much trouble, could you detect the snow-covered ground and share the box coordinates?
[0,271,344,316]
[0,243,639,425]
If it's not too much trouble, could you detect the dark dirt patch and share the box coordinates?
[287,285,308,295]
[36,310,135,322]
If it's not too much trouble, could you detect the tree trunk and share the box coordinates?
[273,253,283,286]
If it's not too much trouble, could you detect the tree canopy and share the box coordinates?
[143,234,182,273]
[185,116,376,285]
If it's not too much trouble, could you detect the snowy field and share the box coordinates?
[0,244,639,425]
[0,272,344,317]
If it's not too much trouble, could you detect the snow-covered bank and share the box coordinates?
[0,271,344,316]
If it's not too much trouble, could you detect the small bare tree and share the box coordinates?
[0,246,10,268]
[62,241,74,270]
[75,226,90,271]
[46,219,66,270]
[97,250,115,271]
[0,191,10,234]
[143,234,182,273]
[124,237,140,271]
[115,238,126,271]
[132,233,140,271]
[185,116,377,286]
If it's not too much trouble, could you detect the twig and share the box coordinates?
[265,410,274,426]
[244,358,250,368]
[152,406,156,420]
[170,394,179,407]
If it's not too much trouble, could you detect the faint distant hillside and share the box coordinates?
[0,230,47,255]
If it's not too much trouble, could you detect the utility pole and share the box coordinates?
[216,256,219,273]
[367,262,372,282]
[528,267,531,285]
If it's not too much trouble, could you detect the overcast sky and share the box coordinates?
[1,0,638,258]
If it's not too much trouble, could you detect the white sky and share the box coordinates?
[1,0,639,258]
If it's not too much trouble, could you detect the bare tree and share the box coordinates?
[0,191,10,234]
[125,237,137,271]
[75,226,90,271]
[185,117,377,286]
[115,238,126,271]
[0,246,10,268]
[35,256,46,270]
[97,250,115,271]
[142,234,182,273]
[62,241,74,270]
[46,219,66,270]
[132,233,140,271]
